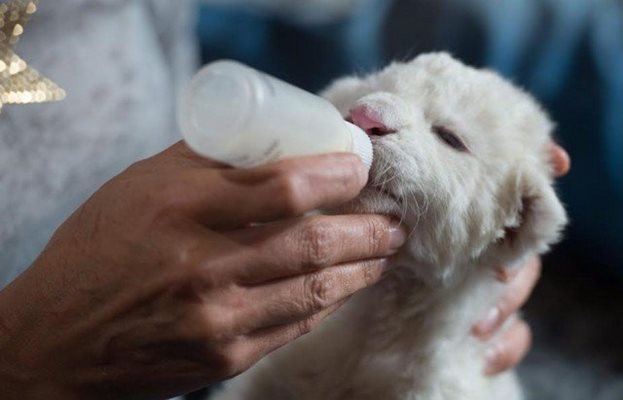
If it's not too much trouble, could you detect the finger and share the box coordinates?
[473,258,541,338]
[171,153,369,229]
[549,144,571,178]
[235,259,387,332]
[484,319,532,376]
[494,256,540,284]
[226,215,405,284]
[243,299,347,363]
[494,265,521,283]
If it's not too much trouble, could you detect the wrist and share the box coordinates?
[0,276,82,400]
[0,334,77,400]
[0,372,81,400]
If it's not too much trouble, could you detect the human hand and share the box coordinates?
[472,144,570,375]
[0,143,406,399]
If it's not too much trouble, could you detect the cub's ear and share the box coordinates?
[484,170,568,268]
[319,76,366,114]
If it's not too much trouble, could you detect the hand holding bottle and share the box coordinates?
[0,143,401,399]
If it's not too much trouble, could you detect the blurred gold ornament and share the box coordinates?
[0,0,65,111]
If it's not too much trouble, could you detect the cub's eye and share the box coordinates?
[432,125,469,152]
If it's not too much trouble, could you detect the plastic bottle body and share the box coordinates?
[177,60,372,168]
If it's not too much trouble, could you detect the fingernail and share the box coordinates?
[474,307,501,337]
[484,345,501,376]
[390,220,407,250]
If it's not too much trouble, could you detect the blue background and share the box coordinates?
[187,3,623,398]
[196,0,623,277]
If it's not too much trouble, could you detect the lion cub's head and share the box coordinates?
[323,53,567,285]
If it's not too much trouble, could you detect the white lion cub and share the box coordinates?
[211,53,567,400]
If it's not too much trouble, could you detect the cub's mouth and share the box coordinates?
[343,114,404,217]
[346,112,403,209]
[366,165,403,208]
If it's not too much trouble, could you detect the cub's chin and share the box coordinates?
[329,187,403,219]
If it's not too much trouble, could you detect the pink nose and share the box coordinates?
[349,105,395,136]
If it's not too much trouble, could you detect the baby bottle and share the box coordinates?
[177,60,373,169]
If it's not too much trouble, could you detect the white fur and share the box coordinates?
[211,53,567,400]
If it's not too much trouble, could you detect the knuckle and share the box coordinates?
[297,318,314,336]
[167,242,222,291]
[496,349,513,371]
[494,320,532,372]
[212,342,247,378]
[497,297,515,318]
[299,219,336,268]
[182,310,250,378]
[494,267,513,283]
[365,217,389,254]
[158,180,188,211]
[184,251,220,287]
[167,238,196,269]
[272,171,308,215]
[148,179,190,223]
[302,273,334,312]
[297,315,321,336]
[196,307,231,341]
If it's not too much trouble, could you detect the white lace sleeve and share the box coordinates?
[0,0,195,287]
